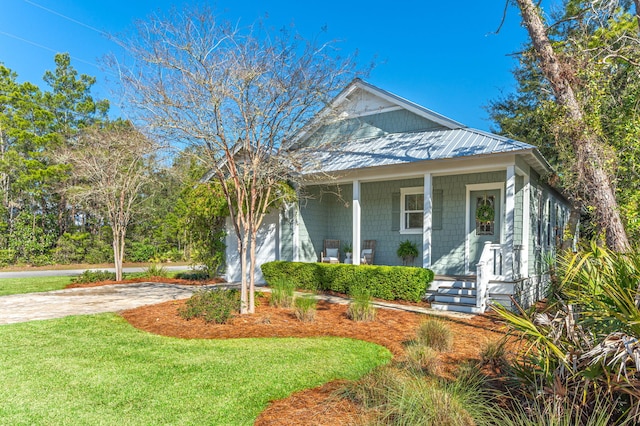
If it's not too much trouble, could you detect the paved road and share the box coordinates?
[0,282,223,325]
[0,265,194,279]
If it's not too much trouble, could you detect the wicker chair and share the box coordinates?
[361,240,376,264]
[321,239,340,263]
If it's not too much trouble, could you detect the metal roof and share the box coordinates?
[298,127,541,174]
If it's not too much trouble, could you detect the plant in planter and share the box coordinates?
[397,240,419,266]
[343,243,353,261]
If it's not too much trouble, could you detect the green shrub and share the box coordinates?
[405,345,440,375]
[346,285,376,322]
[72,270,117,284]
[479,337,509,371]
[144,263,168,278]
[345,365,490,425]
[127,241,156,263]
[416,319,453,352]
[261,261,433,302]
[174,270,211,281]
[270,278,296,308]
[84,239,112,264]
[0,249,16,267]
[178,289,239,324]
[293,294,317,322]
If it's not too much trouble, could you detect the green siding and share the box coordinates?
[360,178,423,266]
[298,185,352,262]
[300,110,445,147]
[430,171,506,275]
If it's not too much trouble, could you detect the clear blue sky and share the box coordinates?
[0,0,539,131]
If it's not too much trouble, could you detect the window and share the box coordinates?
[401,187,424,233]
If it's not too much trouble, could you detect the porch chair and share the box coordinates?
[361,240,376,265]
[321,239,341,263]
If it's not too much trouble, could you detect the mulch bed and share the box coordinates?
[118,292,508,425]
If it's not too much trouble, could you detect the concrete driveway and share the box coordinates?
[0,283,220,325]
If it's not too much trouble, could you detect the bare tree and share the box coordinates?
[58,122,156,280]
[112,7,362,313]
[514,0,631,251]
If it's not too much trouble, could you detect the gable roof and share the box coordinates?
[289,78,464,149]
[298,127,550,174]
[293,79,553,176]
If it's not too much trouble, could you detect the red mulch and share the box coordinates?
[116,290,509,426]
[65,276,225,288]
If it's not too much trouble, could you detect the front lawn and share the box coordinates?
[0,276,72,296]
[0,314,391,425]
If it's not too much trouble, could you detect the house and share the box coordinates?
[225,79,570,314]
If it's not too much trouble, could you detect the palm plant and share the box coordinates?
[494,243,640,423]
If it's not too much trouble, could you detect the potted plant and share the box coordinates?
[343,243,353,262]
[397,240,419,266]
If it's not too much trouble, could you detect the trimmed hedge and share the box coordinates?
[261,261,434,302]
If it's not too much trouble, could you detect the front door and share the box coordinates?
[468,189,501,271]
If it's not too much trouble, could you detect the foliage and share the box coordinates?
[494,243,640,423]
[0,54,110,267]
[143,263,168,278]
[174,270,211,281]
[261,261,434,302]
[478,337,510,372]
[490,3,640,245]
[58,121,158,281]
[72,270,116,284]
[293,294,317,322]
[344,365,492,426]
[405,345,441,375]
[117,6,365,314]
[346,285,377,322]
[0,249,16,267]
[0,314,390,424]
[126,241,157,263]
[269,278,296,308]
[180,181,227,278]
[416,319,453,352]
[397,239,419,265]
[178,289,239,324]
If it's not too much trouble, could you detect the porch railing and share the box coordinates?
[475,242,524,312]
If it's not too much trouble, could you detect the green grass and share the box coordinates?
[0,314,391,425]
[0,276,73,296]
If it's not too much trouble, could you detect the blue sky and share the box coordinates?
[0,0,538,131]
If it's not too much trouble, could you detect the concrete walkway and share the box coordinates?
[0,283,473,325]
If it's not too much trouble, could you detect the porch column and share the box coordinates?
[422,173,432,268]
[352,180,361,265]
[292,204,300,262]
[505,166,516,279]
[521,172,530,278]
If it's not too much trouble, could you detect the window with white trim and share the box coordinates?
[400,187,423,233]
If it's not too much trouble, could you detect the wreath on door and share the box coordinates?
[476,196,495,223]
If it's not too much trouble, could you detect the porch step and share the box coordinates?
[433,294,476,304]
[430,301,485,314]
[429,277,481,314]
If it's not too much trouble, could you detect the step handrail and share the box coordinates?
[475,242,496,313]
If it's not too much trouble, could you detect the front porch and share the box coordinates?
[289,164,543,313]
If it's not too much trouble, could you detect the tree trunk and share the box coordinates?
[515,0,630,252]
[239,232,249,314]
[112,227,123,281]
[561,204,582,251]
